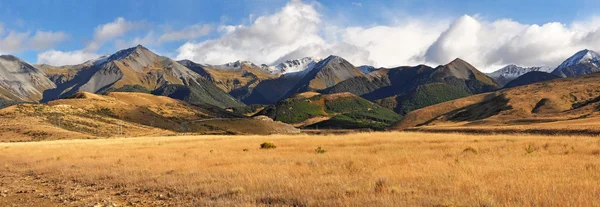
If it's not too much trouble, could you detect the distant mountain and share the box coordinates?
[357,65,378,74]
[41,45,244,108]
[488,65,552,86]
[270,57,321,74]
[325,58,500,115]
[256,92,401,130]
[504,71,560,89]
[552,49,600,77]
[203,57,321,75]
[0,55,56,102]
[178,59,278,100]
[242,55,365,104]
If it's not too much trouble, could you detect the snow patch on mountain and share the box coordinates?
[357,65,377,74]
[556,49,600,70]
[207,57,322,75]
[270,57,321,74]
[488,65,552,79]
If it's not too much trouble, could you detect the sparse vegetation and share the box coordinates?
[260,95,327,123]
[0,132,598,206]
[100,84,152,94]
[314,147,327,154]
[526,144,536,154]
[260,142,277,149]
[395,83,471,115]
[230,104,265,116]
[463,146,478,154]
[261,93,401,130]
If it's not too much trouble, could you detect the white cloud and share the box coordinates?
[421,15,600,71]
[158,24,212,42]
[176,0,325,65]
[85,17,142,51]
[174,0,445,67]
[351,2,362,7]
[28,30,68,50]
[115,31,155,49]
[339,21,447,67]
[36,17,141,65]
[0,30,68,54]
[0,31,29,53]
[173,0,600,72]
[37,50,99,66]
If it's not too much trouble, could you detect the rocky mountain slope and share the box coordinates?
[552,49,600,77]
[0,55,56,102]
[242,55,365,104]
[40,45,243,108]
[178,59,279,100]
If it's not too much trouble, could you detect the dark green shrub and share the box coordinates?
[260,142,276,149]
[315,147,327,154]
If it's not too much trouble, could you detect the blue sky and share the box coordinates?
[1,0,600,71]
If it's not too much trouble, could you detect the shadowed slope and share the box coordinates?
[393,72,600,134]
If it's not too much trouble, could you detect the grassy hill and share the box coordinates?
[375,83,471,115]
[393,72,600,135]
[503,71,560,89]
[257,92,401,130]
[0,92,297,142]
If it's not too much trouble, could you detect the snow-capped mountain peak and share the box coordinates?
[208,60,255,70]
[207,57,322,75]
[556,49,600,69]
[488,65,552,79]
[270,57,322,74]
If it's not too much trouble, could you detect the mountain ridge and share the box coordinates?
[552,49,600,77]
[487,64,552,86]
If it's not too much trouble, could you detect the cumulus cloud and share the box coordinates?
[0,26,68,54]
[26,0,600,72]
[158,24,212,42]
[115,31,155,49]
[37,50,99,66]
[174,0,446,67]
[37,17,140,66]
[173,0,600,72]
[28,30,68,50]
[85,17,142,51]
[421,15,600,71]
[176,0,326,65]
[0,31,29,53]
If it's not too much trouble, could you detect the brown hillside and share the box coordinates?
[201,64,278,92]
[0,92,297,142]
[393,72,600,134]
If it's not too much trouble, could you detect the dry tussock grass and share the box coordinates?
[0,132,599,206]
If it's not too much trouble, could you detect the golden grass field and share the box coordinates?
[1,132,599,206]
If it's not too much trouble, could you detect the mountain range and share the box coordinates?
[2,45,600,134]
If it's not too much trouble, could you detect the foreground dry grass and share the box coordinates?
[1,132,599,206]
